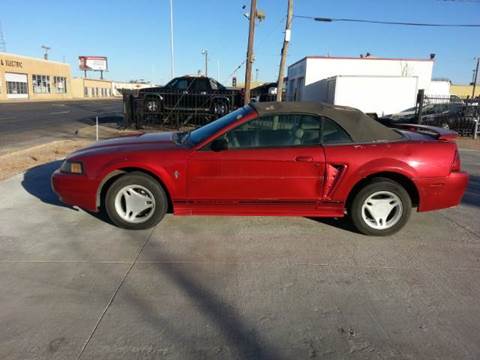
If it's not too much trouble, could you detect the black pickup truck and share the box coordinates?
[127,76,244,126]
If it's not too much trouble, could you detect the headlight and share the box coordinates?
[60,160,84,174]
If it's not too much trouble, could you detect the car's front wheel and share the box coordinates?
[213,100,229,117]
[350,178,411,236]
[105,172,167,230]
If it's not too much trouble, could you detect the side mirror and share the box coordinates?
[211,138,228,152]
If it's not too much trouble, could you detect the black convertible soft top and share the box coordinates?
[250,101,403,143]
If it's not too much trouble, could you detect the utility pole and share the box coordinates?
[169,0,175,79]
[244,0,257,105]
[41,45,50,60]
[276,0,293,102]
[201,49,208,76]
[472,57,479,99]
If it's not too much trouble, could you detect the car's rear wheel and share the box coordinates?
[350,178,411,236]
[105,172,167,230]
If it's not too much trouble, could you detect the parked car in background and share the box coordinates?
[380,101,465,129]
[52,102,468,236]
[251,82,280,102]
[127,75,244,125]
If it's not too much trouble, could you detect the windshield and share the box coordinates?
[188,106,253,145]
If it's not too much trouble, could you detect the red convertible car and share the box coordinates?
[52,102,468,236]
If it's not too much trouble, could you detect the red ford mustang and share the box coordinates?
[52,102,468,236]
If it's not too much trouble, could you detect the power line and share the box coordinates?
[226,15,286,83]
[295,15,480,28]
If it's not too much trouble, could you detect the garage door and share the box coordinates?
[5,73,28,99]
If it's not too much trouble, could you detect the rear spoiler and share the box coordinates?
[392,124,457,141]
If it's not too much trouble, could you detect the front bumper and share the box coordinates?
[417,171,469,212]
[51,169,98,212]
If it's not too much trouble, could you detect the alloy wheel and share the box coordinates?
[361,191,403,230]
[114,185,156,223]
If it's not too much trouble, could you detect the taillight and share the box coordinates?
[451,149,461,172]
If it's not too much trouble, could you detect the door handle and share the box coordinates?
[295,156,313,162]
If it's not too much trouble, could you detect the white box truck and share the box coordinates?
[325,75,419,117]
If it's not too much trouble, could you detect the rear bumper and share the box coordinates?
[417,172,469,212]
[51,169,98,212]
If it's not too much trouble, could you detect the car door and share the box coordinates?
[190,78,211,112]
[164,77,191,110]
[187,113,326,213]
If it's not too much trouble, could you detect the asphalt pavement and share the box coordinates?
[0,149,479,359]
[0,100,123,154]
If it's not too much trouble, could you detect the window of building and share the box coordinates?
[32,74,51,93]
[53,76,67,94]
[84,87,88,97]
[7,81,28,95]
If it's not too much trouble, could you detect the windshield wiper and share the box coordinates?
[182,131,192,145]
[173,131,186,144]
[174,130,191,145]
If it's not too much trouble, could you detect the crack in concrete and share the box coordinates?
[76,228,155,360]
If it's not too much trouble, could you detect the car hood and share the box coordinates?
[88,131,175,148]
[69,131,180,158]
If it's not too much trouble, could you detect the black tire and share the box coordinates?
[349,178,412,236]
[105,172,168,230]
[213,100,229,117]
[144,97,162,113]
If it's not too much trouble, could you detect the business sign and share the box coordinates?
[79,56,108,71]
[0,58,23,68]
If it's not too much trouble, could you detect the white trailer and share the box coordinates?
[286,56,434,114]
[426,80,451,97]
[325,75,419,116]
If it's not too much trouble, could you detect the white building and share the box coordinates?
[287,56,436,116]
[427,80,451,97]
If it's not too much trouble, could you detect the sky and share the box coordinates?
[0,0,479,85]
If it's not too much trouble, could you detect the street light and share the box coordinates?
[201,49,208,76]
[41,45,50,60]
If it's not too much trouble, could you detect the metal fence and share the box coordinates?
[123,89,245,130]
[416,92,480,137]
[122,88,279,130]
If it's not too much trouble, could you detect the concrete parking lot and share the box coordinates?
[0,149,479,360]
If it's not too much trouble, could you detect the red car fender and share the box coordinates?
[331,158,420,203]
[94,160,176,209]
[355,158,419,180]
